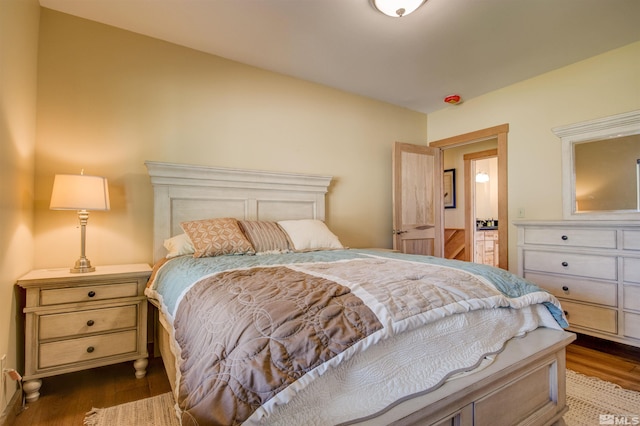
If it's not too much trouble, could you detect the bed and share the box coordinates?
[144,160,575,426]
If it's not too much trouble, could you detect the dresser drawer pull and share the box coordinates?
[562,286,569,293]
[561,235,568,241]
[86,320,95,327]
[88,291,96,298]
[561,261,569,267]
[86,346,95,353]
[563,310,569,317]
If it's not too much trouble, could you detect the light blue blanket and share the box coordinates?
[147,249,568,328]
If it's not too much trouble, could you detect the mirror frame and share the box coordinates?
[553,109,640,220]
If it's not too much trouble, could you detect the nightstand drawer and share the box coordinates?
[39,305,138,340]
[562,301,617,334]
[523,251,617,280]
[524,272,617,307]
[39,330,138,369]
[40,281,138,305]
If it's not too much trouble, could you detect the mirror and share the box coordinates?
[554,110,640,220]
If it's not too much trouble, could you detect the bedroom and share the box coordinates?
[2,0,640,424]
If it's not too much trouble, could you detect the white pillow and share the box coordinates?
[163,233,195,258]
[277,219,344,252]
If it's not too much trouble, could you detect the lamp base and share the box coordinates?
[71,257,95,273]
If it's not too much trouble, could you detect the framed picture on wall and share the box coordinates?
[444,168,456,209]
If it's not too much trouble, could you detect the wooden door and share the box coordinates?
[392,142,443,256]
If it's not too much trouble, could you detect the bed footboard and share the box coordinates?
[154,311,574,425]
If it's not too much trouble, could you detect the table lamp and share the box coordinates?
[50,172,111,273]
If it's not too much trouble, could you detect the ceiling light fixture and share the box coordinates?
[371,0,427,17]
[476,172,490,183]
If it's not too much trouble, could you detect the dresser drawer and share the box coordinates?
[523,228,617,249]
[623,230,640,251]
[40,281,139,305]
[39,330,138,369]
[624,312,640,340]
[523,251,617,280]
[623,258,640,284]
[39,305,138,340]
[524,272,617,307]
[624,285,640,311]
[561,301,617,334]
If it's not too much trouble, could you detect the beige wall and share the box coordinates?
[34,9,429,269]
[0,0,39,414]
[428,41,640,273]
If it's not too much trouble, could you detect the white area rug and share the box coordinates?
[565,369,640,426]
[83,370,640,425]
[83,392,179,426]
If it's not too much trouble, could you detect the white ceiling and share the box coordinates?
[39,0,640,114]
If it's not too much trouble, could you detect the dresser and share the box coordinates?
[515,221,640,347]
[16,264,152,402]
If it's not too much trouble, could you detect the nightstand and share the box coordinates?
[16,263,152,402]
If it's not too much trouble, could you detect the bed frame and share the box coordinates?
[145,160,575,426]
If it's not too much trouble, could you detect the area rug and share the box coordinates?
[83,392,179,426]
[565,369,640,426]
[84,370,640,425]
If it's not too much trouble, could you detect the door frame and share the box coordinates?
[430,124,509,269]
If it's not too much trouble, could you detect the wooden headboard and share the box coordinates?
[145,161,333,262]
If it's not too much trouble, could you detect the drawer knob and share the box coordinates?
[561,235,568,241]
[88,291,96,298]
[86,320,95,327]
[562,286,569,292]
[561,261,569,267]
[563,310,569,317]
[86,346,95,353]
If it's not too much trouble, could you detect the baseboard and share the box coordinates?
[0,388,22,426]
[572,332,640,361]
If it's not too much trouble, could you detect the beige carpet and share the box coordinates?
[84,370,640,425]
[565,369,640,426]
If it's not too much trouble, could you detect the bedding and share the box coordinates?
[146,249,567,426]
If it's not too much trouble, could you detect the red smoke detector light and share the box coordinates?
[444,94,462,105]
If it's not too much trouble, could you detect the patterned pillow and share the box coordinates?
[238,220,291,254]
[180,218,255,258]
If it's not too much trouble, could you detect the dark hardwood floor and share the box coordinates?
[3,334,639,425]
[4,355,171,426]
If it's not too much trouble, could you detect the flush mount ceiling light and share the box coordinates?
[476,172,490,183]
[371,0,428,17]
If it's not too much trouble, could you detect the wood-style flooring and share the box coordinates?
[3,334,640,426]
[566,333,640,392]
[4,355,171,426]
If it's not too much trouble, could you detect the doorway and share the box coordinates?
[430,124,509,269]
[465,151,499,266]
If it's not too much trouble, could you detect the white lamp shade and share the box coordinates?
[50,174,111,211]
[371,0,427,17]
